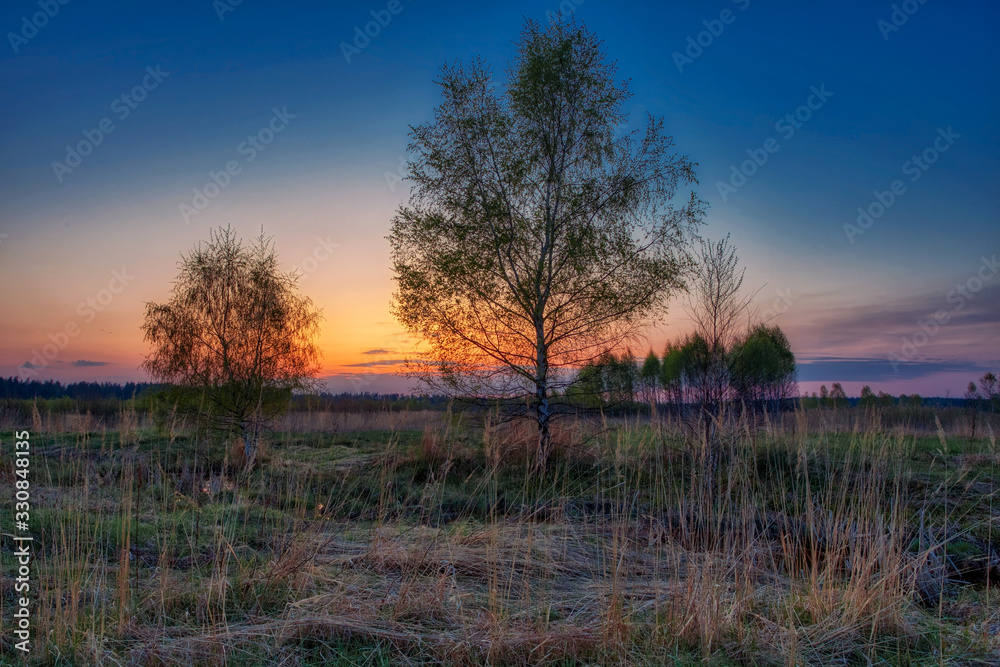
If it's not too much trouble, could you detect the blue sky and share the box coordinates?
[1,0,997,396]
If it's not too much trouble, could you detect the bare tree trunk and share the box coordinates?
[536,386,551,471]
[241,421,259,467]
[535,324,552,473]
[242,389,266,468]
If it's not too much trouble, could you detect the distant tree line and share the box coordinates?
[564,322,797,415]
[0,377,156,401]
[0,376,453,415]
[858,386,922,409]
[798,373,1000,413]
[292,392,452,413]
[799,383,850,409]
[799,383,911,410]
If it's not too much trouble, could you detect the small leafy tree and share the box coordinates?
[640,349,661,406]
[141,227,322,465]
[965,381,982,438]
[660,342,685,413]
[859,385,876,408]
[829,383,848,409]
[728,324,797,412]
[565,362,605,409]
[566,350,638,408]
[677,333,712,410]
[980,372,999,412]
[605,350,639,406]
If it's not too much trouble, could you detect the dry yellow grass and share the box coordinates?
[5,407,1000,665]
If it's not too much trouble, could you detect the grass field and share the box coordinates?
[2,407,999,665]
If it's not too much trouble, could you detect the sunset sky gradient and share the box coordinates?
[1,0,997,397]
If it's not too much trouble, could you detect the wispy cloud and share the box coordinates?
[22,360,67,369]
[321,373,414,394]
[361,349,394,355]
[71,359,111,367]
[797,356,990,382]
[788,281,1000,362]
[344,359,408,368]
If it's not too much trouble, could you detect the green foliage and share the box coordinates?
[829,382,848,409]
[859,385,876,408]
[639,349,661,403]
[728,324,796,406]
[566,350,638,407]
[857,387,897,409]
[565,361,605,409]
[659,341,684,406]
[677,333,713,406]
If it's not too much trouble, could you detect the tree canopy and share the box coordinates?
[728,324,797,407]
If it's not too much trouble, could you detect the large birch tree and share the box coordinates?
[389,19,703,469]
